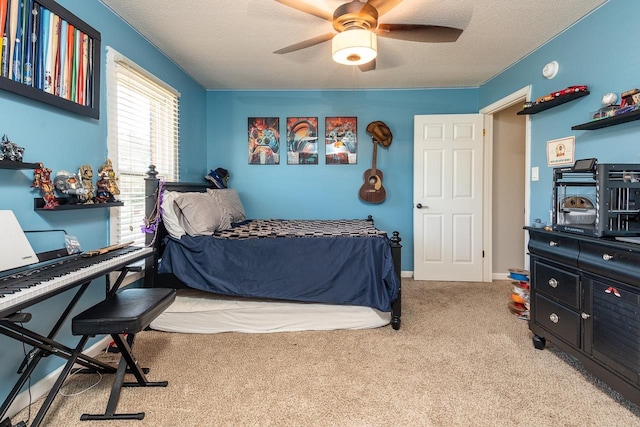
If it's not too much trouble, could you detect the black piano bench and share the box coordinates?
[71,287,176,421]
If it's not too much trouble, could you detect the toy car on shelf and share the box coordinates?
[553,85,588,97]
[536,93,555,103]
[537,85,588,104]
[615,104,640,115]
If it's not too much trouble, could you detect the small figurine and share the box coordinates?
[97,159,120,198]
[95,162,115,203]
[32,163,59,209]
[53,170,88,204]
[79,164,95,204]
[0,134,25,162]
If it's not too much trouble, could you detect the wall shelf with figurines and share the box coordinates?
[572,88,640,130]
[0,160,41,169]
[33,198,123,211]
[32,159,122,211]
[0,134,39,168]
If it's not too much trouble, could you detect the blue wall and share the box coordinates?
[0,0,206,406]
[3,0,639,416]
[206,89,479,271]
[480,0,640,222]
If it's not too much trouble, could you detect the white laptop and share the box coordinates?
[0,210,39,272]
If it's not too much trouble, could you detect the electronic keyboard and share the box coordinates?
[0,246,153,318]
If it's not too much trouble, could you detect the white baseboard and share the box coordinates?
[6,336,111,419]
[404,271,511,281]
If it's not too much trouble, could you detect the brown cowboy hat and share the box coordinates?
[366,121,393,147]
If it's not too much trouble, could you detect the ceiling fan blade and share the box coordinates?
[365,0,403,16]
[274,0,332,21]
[377,24,463,42]
[273,33,335,54]
[359,59,376,72]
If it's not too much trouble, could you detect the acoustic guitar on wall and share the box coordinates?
[359,137,386,204]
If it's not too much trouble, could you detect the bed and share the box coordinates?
[143,166,402,331]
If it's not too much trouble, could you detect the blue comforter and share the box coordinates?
[158,233,399,312]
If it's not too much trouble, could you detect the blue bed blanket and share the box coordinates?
[158,221,400,312]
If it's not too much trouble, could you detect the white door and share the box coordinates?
[413,114,485,281]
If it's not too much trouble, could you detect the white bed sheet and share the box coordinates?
[149,289,391,334]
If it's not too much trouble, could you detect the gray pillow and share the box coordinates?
[207,188,246,229]
[161,191,186,238]
[173,192,225,236]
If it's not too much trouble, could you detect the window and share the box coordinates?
[106,47,179,246]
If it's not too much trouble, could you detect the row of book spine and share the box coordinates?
[0,0,94,107]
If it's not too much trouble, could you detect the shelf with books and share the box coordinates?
[0,0,101,119]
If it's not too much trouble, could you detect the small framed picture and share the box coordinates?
[248,117,280,165]
[547,136,575,167]
[325,117,357,164]
[286,117,318,165]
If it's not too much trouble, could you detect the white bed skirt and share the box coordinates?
[149,289,391,334]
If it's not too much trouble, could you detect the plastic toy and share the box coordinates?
[553,85,588,97]
[0,134,24,162]
[32,164,59,209]
[98,159,120,197]
[79,164,95,203]
[53,170,88,204]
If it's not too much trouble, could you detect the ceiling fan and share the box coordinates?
[274,0,463,72]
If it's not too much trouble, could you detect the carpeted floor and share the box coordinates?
[11,279,640,426]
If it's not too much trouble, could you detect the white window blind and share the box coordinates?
[106,47,180,246]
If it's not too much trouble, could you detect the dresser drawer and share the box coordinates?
[532,260,580,310]
[528,229,579,267]
[579,241,640,286]
[534,294,581,348]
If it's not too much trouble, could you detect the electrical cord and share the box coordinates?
[11,316,104,426]
[58,369,103,397]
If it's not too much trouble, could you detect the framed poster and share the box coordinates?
[248,117,280,164]
[547,136,575,167]
[325,117,357,164]
[286,117,318,165]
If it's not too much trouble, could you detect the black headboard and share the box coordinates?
[143,165,214,287]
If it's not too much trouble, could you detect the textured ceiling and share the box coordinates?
[99,0,608,90]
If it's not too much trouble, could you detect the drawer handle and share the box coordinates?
[581,312,591,320]
[548,278,558,288]
[549,313,559,323]
[549,241,558,247]
[602,253,613,261]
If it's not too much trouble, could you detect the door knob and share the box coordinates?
[416,203,426,209]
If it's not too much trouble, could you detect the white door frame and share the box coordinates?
[479,85,532,275]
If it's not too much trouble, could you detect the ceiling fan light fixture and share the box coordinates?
[332,29,377,66]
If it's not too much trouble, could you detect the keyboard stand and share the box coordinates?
[0,262,148,427]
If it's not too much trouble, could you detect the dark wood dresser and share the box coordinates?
[527,227,640,406]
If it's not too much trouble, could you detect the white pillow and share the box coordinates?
[207,188,246,229]
[161,191,186,239]
[173,192,226,236]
